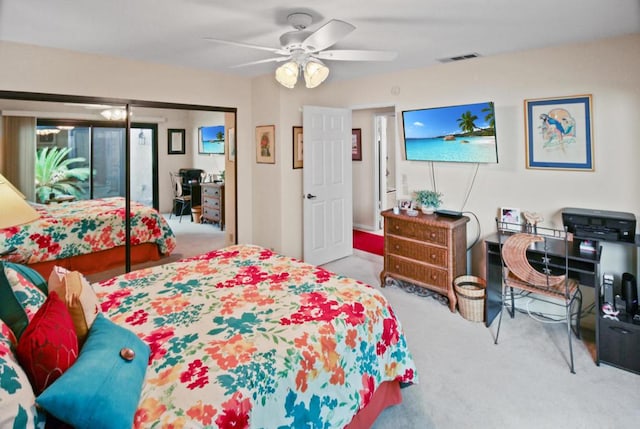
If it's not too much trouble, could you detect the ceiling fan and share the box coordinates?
[205,12,397,88]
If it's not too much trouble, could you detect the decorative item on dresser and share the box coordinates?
[380,209,469,312]
[201,182,225,230]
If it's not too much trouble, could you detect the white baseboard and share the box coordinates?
[353,223,377,231]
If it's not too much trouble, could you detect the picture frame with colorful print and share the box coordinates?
[256,125,275,164]
[524,94,593,171]
[292,126,303,169]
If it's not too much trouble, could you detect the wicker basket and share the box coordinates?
[453,275,486,322]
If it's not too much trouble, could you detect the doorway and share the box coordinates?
[374,111,397,231]
[351,106,397,234]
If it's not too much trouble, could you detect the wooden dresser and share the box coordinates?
[380,209,469,312]
[201,183,225,230]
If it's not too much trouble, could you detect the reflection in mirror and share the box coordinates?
[0,94,237,281]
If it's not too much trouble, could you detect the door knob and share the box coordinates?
[306,194,317,199]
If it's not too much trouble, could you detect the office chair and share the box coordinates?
[169,172,192,223]
[494,218,583,373]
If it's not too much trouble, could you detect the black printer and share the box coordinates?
[562,207,637,243]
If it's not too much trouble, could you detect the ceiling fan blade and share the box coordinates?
[315,49,398,62]
[204,37,288,55]
[229,56,291,68]
[302,19,355,52]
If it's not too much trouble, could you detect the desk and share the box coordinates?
[484,234,602,328]
[186,183,201,207]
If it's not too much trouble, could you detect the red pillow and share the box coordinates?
[16,291,79,395]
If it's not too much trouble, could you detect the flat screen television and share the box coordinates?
[402,101,498,163]
[198,125,225,154]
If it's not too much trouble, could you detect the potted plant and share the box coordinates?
[35,147,90,203]
[413,190,443,214]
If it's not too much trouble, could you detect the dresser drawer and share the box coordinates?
[386,218,448,246]
[385,255,449,292]
[203,198,221,209]
[202,206,221,220]
[202,185,222,198]
[386,236,448,268]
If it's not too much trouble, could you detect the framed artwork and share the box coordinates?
[256,125,275,164]
[228,127,235,162]
[352,128,362,161]
[198,125,225,154]
[168,128,185,155]
[292,126,303,169]
[499,207,522,231]
[524,94,594,171]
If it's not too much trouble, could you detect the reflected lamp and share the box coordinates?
[0,174,39,230]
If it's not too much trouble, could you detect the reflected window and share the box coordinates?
[36,121,155,207]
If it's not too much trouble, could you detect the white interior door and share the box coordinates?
[303,105,352,266]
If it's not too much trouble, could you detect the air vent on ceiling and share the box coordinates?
[438,52,481,63]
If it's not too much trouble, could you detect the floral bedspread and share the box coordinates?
[0,197,176,265]
[95,245,418,428]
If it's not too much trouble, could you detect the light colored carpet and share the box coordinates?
[89,221,640,428]
[325,251,640,429]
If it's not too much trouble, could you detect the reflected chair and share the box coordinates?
[494,218,583,373]
[169,172,191,223]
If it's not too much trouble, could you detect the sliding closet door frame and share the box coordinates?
[0,90,238,273]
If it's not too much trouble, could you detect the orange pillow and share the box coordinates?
[16,292,78,395]
[48,267,100,345]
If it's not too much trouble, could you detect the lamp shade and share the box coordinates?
[0,174,39,229]
[303,60,330,89]
[275,61,299,88]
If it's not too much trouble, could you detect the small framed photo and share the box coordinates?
[524,94,594,171]
[168,129,185,155]
[352,128,362,161]
[256,125,275,164]
[292,126,303,169]
[499,207,522,231]
[398,199,414,210]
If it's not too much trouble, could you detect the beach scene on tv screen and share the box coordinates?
[200,125,225,154]
[403,101,497,163]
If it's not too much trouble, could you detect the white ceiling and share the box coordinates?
[1,0,639,84]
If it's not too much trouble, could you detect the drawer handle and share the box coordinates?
[609,326,633,335]
[430,232,436,239]
[394,225,400,230]
[395,265,400,270]
[431,274,437,280]
[395,245,400,250]
[430,254,436,260]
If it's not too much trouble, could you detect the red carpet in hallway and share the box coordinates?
[353,229,384,256]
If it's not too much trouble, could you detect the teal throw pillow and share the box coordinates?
[36,313,150,429]
[0,262,48,339]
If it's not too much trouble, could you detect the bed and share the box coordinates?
[0,244,417,428]
[0,197,176,277]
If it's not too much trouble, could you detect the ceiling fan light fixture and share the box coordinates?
[303,60,329,89]
[100,108,127,121]
[275,61,299,88]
